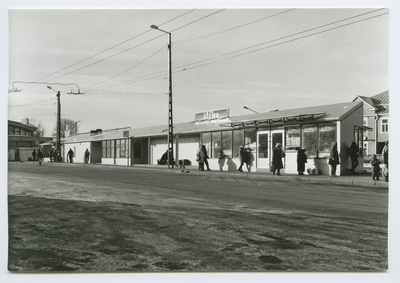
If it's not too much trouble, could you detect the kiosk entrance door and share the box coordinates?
[257,130,285,170]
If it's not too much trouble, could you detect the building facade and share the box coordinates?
[62,101,364,176]
[353,90,389,158]
[8,120,53,161]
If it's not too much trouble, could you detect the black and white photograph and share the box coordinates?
[2,1,400,283]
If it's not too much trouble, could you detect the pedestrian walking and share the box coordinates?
[196,148,205,171]
[67,148,74,163]
[31,150,37,162]
[348,141,359,174]
[37,149,44,165]
[49,148,54,162]
[238,146,249,172]
[272,143,285,175]
[382,141,389,182]
[328,142,340,177]
[297,148,308,175]
[84,149,90,164]
[201,145,211,170]
[52,150,58,163]
[370,154,381,181]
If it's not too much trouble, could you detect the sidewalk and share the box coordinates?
[16,161,389,188]
[130,164,389,189]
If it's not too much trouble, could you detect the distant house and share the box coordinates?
[8,120,53,161]
[353,90,389,157]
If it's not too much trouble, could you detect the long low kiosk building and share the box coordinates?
[62,101,364,176]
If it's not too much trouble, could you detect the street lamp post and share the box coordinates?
[151,24,174,168]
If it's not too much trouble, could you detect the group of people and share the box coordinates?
[32,148,90,165]
[370,141,389,182]
[194,140,389,181]
[196,145,211,171]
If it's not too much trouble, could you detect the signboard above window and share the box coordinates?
[195,108,229,121]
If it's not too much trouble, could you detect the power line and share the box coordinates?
[90,9,387,93]
[84,45,166,92]
[30,9,226,87]
[178,12,389,73]
[18,9,197,90]
[175,9,295,44]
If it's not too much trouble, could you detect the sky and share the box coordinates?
[2,1,400,283]
[6,6,389,136]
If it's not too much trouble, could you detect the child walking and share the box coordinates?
[370,154,381,181]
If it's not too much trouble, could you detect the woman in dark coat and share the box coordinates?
[329,142,340,177]
[272,143,285,175]
[297,148,308,175]
[348,141,359,174]
[201,145,211,171]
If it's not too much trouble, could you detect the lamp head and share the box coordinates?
[150,25,159,29]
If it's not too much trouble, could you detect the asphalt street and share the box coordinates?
[8,162,388,272]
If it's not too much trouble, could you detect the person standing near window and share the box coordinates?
[201,145,211,171]
[329,142,340,177]
[272,143,285,176]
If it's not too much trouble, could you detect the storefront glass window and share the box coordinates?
[201,132,212,157]
[354,126,364,156]
[110,140,115,158]
[286,126,301,150]
[116,140,121,158]
[302,124,318,158]
[221,131,232,158]
[232,130,244,158]
[102,141,106,158]
[244,129,257,151]
[212,132,221,158]
[120,139,126,158]
[318,123,336,158]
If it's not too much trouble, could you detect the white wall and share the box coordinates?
[64,142,90,163]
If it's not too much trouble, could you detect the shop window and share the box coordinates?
[244,129,257,151]
[8,126,13,135]
[221,131,232,158]
[120,139,126,158]
[201,132,212,157]
[258,133,268,158]
[102,140,115,158]
[102,141,106,157]
[318,124,336,158]
[286,126,300,150]
[212,132,221,158]
[232,130,244,158]
[354,126,364,156]
[116,140,121,158]
[302,124,318,158]
[381,118,389,133]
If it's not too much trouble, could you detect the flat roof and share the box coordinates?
[63,101,362,144]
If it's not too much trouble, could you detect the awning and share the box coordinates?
[220,112,327,128]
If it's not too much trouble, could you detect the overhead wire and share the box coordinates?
[33,9,226,88]
[18,9,197,90]
[90,9,387,93]
[174,9,294,44]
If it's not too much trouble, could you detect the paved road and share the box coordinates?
[8,162,388,272]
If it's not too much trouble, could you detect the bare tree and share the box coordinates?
[21,117,46,137]
[52,118,79,139]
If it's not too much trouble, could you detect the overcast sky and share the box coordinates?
[7,7,389,135]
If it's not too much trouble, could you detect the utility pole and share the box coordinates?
[56,91,61,155]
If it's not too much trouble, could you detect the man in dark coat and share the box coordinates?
[348,141,359,174]
[329,142,340,177]
[297,148,308,175]
[272,143,285,175]
[67,148,74,163]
